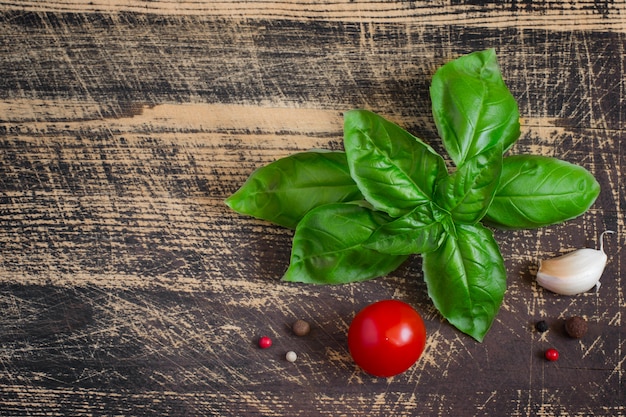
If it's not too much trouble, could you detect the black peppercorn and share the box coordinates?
[292,319,311,336]
[535,320,549,333]
[565,316,588,338]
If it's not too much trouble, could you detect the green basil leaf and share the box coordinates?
[343,109,447,217]
[363,203,446,255]
[225,151,363,229]
[430,48,520,166]
[483,155,601,229]
[434,144,502,224]
[422,223,507,342]
[283,203,408,284]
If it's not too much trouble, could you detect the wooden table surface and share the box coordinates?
[0,1,624,416]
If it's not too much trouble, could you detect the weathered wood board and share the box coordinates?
[0,2,624,416]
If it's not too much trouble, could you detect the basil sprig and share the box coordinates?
[225,49,600,342]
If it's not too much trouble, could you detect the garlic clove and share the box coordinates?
[536,230,614,296]
[537,249,607,295]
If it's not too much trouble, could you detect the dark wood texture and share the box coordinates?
[0,1,624,416]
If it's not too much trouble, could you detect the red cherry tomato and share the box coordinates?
[348,300,427,377]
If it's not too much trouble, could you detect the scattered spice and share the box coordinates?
[535,320,549,333]
[292,319,311,336]
[565,316,588,338]
[258,336,272,349]
[544,348,559,362]
[286,351,297,362]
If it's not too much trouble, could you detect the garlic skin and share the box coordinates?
[536,231,614,295]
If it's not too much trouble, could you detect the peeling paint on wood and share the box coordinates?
[1,0,625,31]
[0,1,624,416]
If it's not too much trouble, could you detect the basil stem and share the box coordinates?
[434,144,503,225]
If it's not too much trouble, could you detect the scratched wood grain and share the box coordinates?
[0,1,624,416]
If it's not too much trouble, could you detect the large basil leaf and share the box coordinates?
[434,144,502,224]
[422,223,507,342]
[343,109,447,217]
[483,155,601,229]
[225,151,363,229]
[363,203,446,255]
[430,48,520,166]
[282,203,408,284]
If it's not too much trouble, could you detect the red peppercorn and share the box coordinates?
[544,348,559,361]
[258,336,272,349]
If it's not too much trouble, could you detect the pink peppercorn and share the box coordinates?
[544,348,559,361]
[258,336,272,349]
